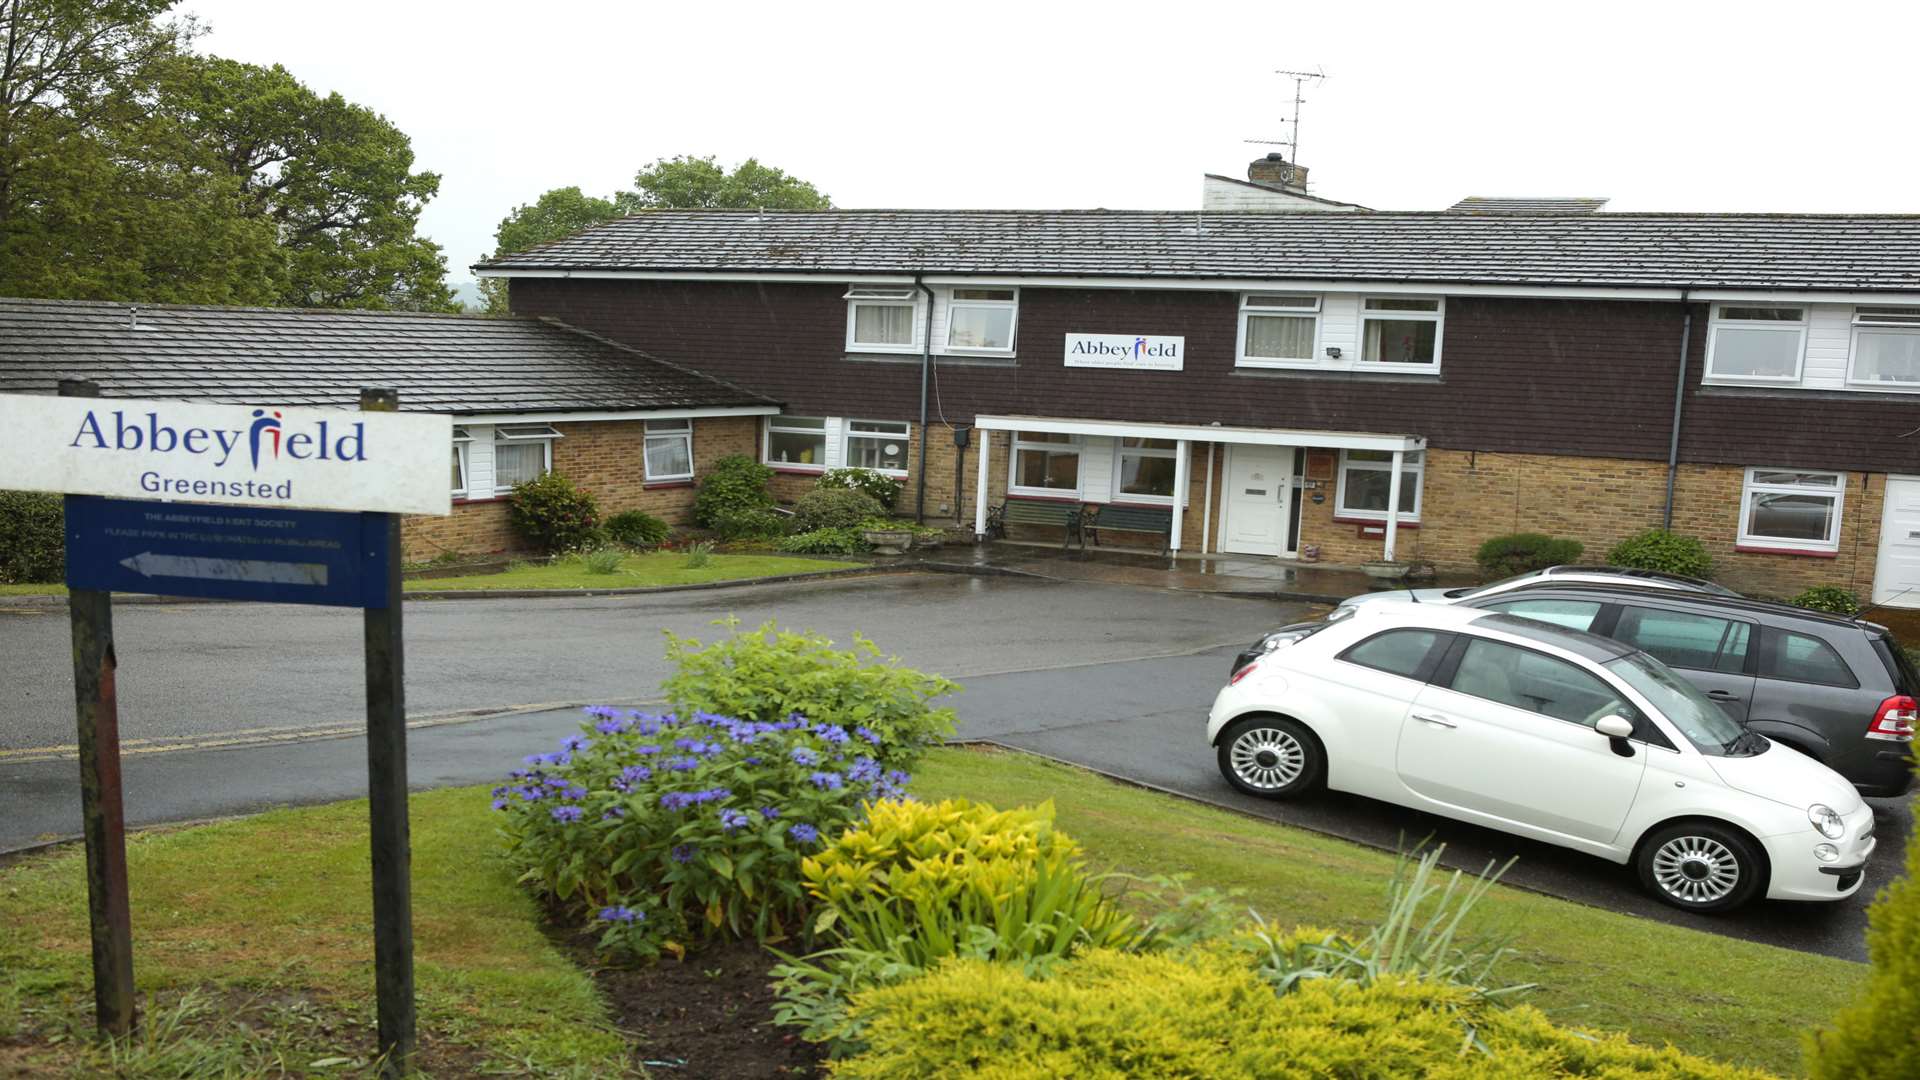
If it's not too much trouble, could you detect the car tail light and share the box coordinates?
[1867,695,1917,741]
[1229,661,1259,686]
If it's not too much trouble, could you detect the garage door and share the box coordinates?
[1875,476,1920,607]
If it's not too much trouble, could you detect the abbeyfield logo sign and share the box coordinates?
[0,394,452,516]
[1063,332,1185,371]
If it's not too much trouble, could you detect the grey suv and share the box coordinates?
[1458,583,1916,796]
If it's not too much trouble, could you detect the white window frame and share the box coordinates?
[642,418,694,482]
[763,415,830,471]
[844,419,911,476]
[451,425,471,498]
[1358,296,1445,373]
[1235,293,1322,369]
[490,423,559,494]
[944,287,1019,355]
[1847,306,1920,390]
[1738,467,1844,553]
[1111,437,1182,505]
[1007,430,1082,498]
[844,287,921,354]
[1705,304,1807,384]
[1335,449,1423,523]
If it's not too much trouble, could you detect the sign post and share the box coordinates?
[6,384,450,1077]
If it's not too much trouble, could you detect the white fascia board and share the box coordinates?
[475,268,918,284]
[974,414,1424,452]
[454,405,779,424]
[1689,289,1920,305]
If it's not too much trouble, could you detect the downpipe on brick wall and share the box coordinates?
[915,276,934,523]
[1663,289,1693,529]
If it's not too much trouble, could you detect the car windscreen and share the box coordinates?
[1604,652,1747,756]
[1872,632,1920,696]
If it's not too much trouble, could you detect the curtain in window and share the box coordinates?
[494,441,547,487]
[645,435,692,478]
[1856,331,1920,383]
[1246,315,1315,359]
[854,304,913,346]
[1362,319,1437,364]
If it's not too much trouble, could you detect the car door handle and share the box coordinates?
[1706,690,1742,702]
[1411,713,1458,729]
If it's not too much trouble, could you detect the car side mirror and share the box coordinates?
[1596,714,1636,758]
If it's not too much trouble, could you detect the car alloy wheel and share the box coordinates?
[1650,835,1741,905]
[1228,726,1306,791]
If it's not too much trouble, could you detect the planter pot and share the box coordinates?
[862,529,915,555]
[1362,560,1412,581]
[913,534,943,551]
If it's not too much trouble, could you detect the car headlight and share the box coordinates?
[1808,804,1846,840]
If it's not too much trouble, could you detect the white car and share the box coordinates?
[1336,564,1737,610]
[1209,603,1875,912]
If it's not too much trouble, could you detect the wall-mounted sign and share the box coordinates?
[1063,333,1185,371]
[0,393,452,515]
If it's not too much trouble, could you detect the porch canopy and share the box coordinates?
[971,415,1426,559]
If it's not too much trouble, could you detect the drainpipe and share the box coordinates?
[1663,289,1693,529]
[915,276,934,523]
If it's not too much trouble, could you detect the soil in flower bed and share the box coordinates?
[567,933,826,1079]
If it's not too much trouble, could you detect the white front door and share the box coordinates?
[1876,476,1920,608]
[1220,444,1291,556]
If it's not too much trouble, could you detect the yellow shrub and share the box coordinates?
[801,797,1080,907]
[833,947,1775,1080]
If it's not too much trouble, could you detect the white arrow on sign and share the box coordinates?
[118,553,330,587]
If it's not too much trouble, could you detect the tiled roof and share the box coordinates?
[0,298,775,414]
[477,208,1920,291]
[1448,197,1611,213]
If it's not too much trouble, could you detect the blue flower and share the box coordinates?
[597,904,642,923]
[855,725,882,746]
[666,756,701,772]
[659,791,695,811]
[635,744,661,756]
[812,723,850,745]
[562,784,589,801]
[790,747,820,767]
[848,757,882,784]
[491,798,509,811]
[885,770,910,787]
[559,734,589,753]
[759,806,781,820]
[551,805,584,824]
[595,715,631,736]
[788,823,819,845]
[619,765,652,786]
[809,771,844,791]
[719,809,750,832]
[671,844,697,864]
[742,757,762,766]
[603,807,625,820]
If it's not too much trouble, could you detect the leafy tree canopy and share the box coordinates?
[479,187,618,312]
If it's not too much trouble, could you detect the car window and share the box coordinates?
[1612,607,1752,674]
[1607,652,1745,755]
[1760,629,1858,688]
[1447,638,1631,728]
[1340,629,1444,680]
[1482,598,1603,632]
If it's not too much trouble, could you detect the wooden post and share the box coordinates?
[61,378,136,1039]
[359,387,415,1076]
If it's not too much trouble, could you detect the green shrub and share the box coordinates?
[819,468,902,510]
[581,548,623,575]
[1607,528,1713,578]
[661,619,958,769]
[837,949,1770,1080]
[604,509,670,549]
[507,472,600,553]
[693,454,775,528]
[0,490,63,584]
[1474,533,1584,577]
[777,527,871,555]
[708,507,787,540]
[494,707,912,959]
[1806,792,1920,1080]
[792,487,885,533]
[682,540,714,568]
[1791,586,1861,616]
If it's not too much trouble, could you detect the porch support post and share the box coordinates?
[1200,442,1215,556]
[1170,439,1190,552]
[973,429,992,539]
[1384,449,1404,562]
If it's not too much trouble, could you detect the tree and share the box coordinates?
[1806,789,1920,1079]
[615,155,831,213]
[480,186,618,313]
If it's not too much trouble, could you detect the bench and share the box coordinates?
[1086,503,1174,555]
[985,499,1088,550]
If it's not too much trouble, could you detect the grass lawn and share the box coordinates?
[0,582,63,596]
[405,551,861,592]
[0,748,1869,1076]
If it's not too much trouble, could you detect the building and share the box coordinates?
[0,299,779,559]
[476,193,1920,606]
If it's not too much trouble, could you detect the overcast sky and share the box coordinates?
[180,0,1920,293]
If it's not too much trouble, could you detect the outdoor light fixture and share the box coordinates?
[1325,345,1343,360]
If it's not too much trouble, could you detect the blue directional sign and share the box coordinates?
[64,496,392,608]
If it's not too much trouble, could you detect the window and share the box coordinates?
[1010,430,1080,494]
[451,425,471,497]
[1448,638,1630,727]
[1850,306,1920,387]
[1360,297,1443,368]
[1760,629,1858,688]
[1612,607,1753,674]
[1483,598,1603,633]
[643,419,693,481]
[1706,305,1806,382]
[845,287,919,352]
[946,288,1017,352]
[1237,294,1320,367]
[1336,449,1422,522]
[845,419,910,474]
[1738,468,1843,552]
[1115,437,1179,501]
[1340,629,1445,680]
[765,415,829,469]
[492,423,559,491]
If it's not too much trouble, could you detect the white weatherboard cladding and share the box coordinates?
[465,424,496,496]
[1080,437,1115,503]
[825,418,847,470]
[1320,293,1362,357]
[1803,305,1852,384]
[0,394,452,515]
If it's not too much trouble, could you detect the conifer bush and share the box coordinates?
[604,509,670,549]
[1805,792,1920,1080]
[0,490,63,584]
[506,472,600,553]
[693,454,775,528]
[1607,528,1713,578]
[1474,532,1584,577]
[791,487,885,533]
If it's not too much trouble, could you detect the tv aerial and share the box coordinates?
[1244,68,1326,182]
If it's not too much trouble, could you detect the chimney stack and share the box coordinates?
[1247,153,1309,195]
